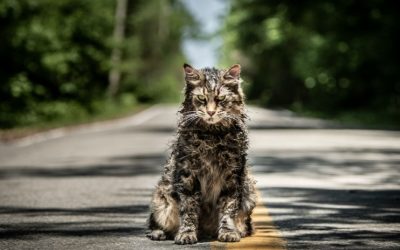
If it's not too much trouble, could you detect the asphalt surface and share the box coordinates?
[0,105,399,250]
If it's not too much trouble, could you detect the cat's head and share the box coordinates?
[181,63,245,127]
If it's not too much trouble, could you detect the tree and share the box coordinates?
[0,0,197,128]
[108,0,128,98]
[223,0,400,120]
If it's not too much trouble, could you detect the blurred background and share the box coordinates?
[0,0,399,137]
[1,2,399,248]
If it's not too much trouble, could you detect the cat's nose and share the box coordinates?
[207,110,216,117]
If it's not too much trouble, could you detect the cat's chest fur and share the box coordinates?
[198,151,226,205]
[189,132,241,205]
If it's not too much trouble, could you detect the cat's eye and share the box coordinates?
[216,95,226,101]
[197,95,206,101]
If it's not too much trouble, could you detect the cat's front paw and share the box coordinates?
[146,229,167,241]
[218,230,241,242]
[174,231,198,245]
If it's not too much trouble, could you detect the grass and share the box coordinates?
[0,103,150,142]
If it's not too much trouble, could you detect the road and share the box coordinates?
[0,105,399,250]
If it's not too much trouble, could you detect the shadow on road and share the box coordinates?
[0,204,149,216]
[1,141,399,247]
[250,145,400,248]
[260,187,400,249]
[0,152,163,240]
[251,147,400,186]
[0,154,167,179]
[0,222,145,239]
[0,203,150,239]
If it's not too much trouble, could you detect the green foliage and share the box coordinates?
[121,0,195,103]
[0,0,113,127]
[0,0,195,128]
[223,0,400,122]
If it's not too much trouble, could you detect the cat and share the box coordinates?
[147,63,257,245]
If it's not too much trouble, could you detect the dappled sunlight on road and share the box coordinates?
[0,105,399,249]
[260,187,400,249]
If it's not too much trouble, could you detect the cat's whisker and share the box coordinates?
[188,117,200,127]
[224,113,237,121]
[182,113,197,119]
[224,114,245,127]
[193,116,201,126]
[181,118,195,125]
[181,111,198,115]
[181,114,200,125]
[184,117,197,125]
[182,114,195,120]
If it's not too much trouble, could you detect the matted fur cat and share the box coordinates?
[147,63,257,245]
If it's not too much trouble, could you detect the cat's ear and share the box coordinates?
[223,64,241,85]
[183,63,201,85]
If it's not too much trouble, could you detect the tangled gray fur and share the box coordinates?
[147,63,257,245]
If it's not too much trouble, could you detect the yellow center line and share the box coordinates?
[211,191,287,250]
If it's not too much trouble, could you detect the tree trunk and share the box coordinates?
[107,0,128,98]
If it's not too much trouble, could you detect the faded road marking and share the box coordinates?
[211,192,286,250]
